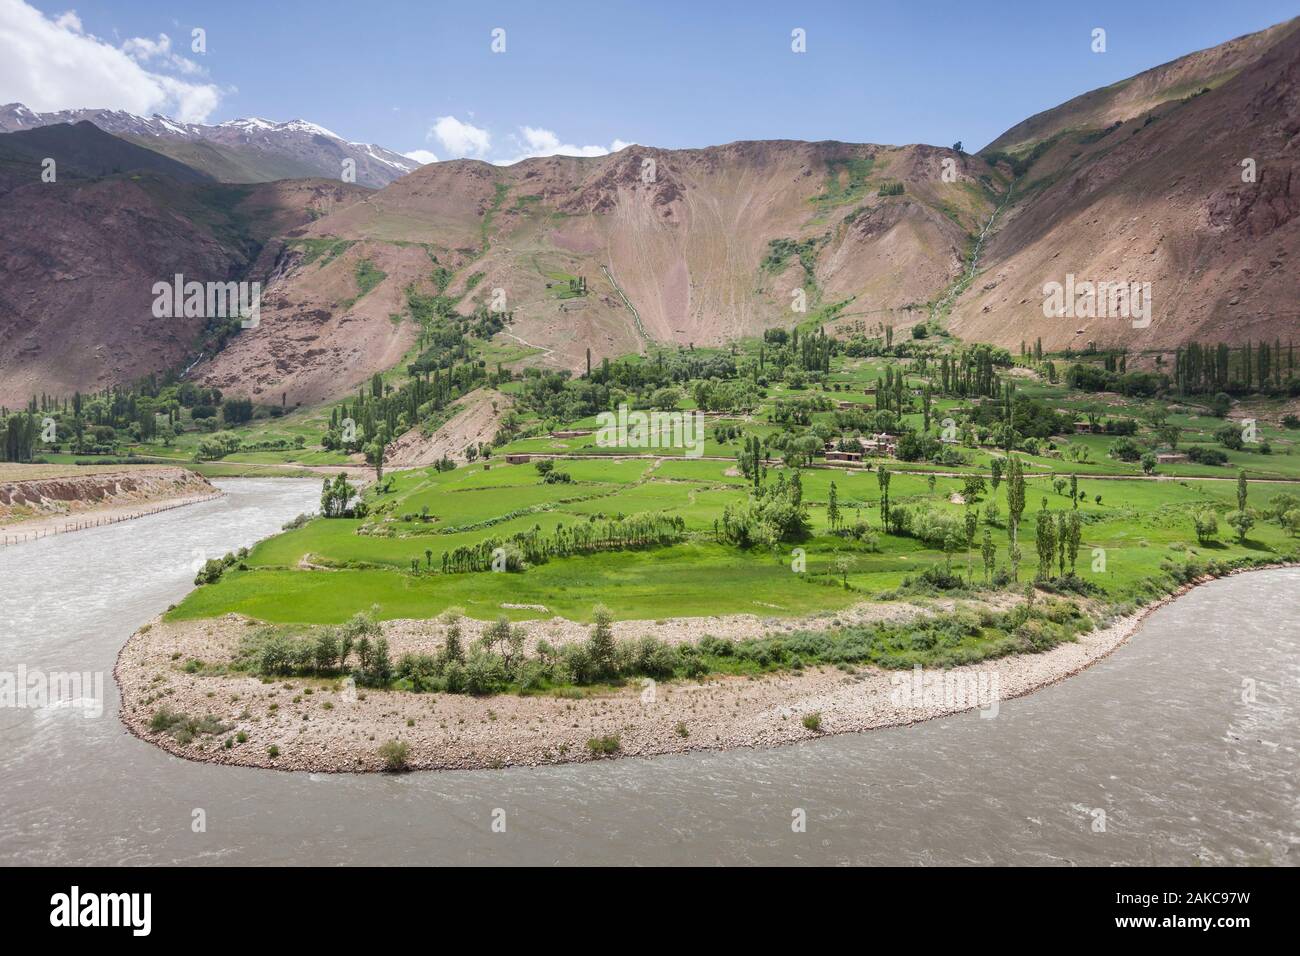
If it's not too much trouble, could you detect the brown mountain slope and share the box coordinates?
[985,19,1299,155]
[198,140,996,401]
[950,19,1300,352]
[0,127,369,406]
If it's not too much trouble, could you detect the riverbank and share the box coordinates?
[114,562,1295,773]
[0,466,220,545]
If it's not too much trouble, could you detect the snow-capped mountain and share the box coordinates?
[0,104,419,187]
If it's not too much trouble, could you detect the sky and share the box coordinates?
[2,0,1296,163]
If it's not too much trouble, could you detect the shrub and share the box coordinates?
[1187,446,1228,466]
[586,734,621,756]
[378,739,410,771]
[802,712,823,731]
[1192,510,1218,545]
[1109,437,1142,462]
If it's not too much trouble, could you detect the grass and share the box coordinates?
[166,437,1300,626]
[132,331,1297,647]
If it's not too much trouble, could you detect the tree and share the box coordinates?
[984,498,1001,527]
[587,605,617,679]
[1053,512,1065,577]
[321,473,361,518]
[1227,510,1254,544]
[1006,455,1026,581]
[1065,510,1082,574]
[1141,453,1157,476]
[965,509,979,583]
[827,481,841,531]
[981,530,996,585]
[1070,474,1079,510]
[1192,510,1218,545]
[1237,470,1249,512]
[877,466,892,534]
[990,457,1004,493]
[1034,505,1057,581]
[961,474,986,505]
[440,608,465,665]
[1283,509,1300,538]
[1110,437,1142,462]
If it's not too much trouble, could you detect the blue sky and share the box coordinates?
[11,0,1299,160]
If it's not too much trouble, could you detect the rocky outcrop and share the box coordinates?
[0,467,216,521]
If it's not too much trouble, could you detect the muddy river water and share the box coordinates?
[1,479,1294,865]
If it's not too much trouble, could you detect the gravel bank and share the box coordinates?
[117,565,1292,773]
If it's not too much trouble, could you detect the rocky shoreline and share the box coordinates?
[0,467,220,544]
[113,564,1293,774]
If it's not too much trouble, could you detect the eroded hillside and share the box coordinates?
[953,18,1300,352]
[198,139,997,401]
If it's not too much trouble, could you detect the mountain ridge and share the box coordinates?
[0,103,419,188]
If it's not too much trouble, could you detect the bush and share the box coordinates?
[148,706,229,743]
[378,739,410,771]
[1187,446,1228,466]
[1215,424,1244,451]
[586,734,621,756]
[1109,437,1142,462]
[802,712,823,731]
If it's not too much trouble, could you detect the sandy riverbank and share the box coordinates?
[115,565,1295,774]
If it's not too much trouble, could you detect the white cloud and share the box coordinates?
[419,114,631,164]
[122,32,206,77]
[0,0,222,122]
[403,149,438,165]
[497,126,632,165]
[428,115,490,158]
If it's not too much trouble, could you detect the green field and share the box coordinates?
[170,439,1299,626]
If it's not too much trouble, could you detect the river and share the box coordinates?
[0,478,1295,865]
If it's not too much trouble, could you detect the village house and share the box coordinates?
[825,433,898,459]
[861,432,898,456]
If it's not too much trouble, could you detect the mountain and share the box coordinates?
[3,17,1299,409]
[0,120,370,405]
[0,104,420,188]
[983,19,1297,156]
[194,139,999,404]
[950,17,1300,352]
[0,121,212,183]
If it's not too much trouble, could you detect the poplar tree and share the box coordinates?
[877,465,892,533]
[1006,455,1026,581]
